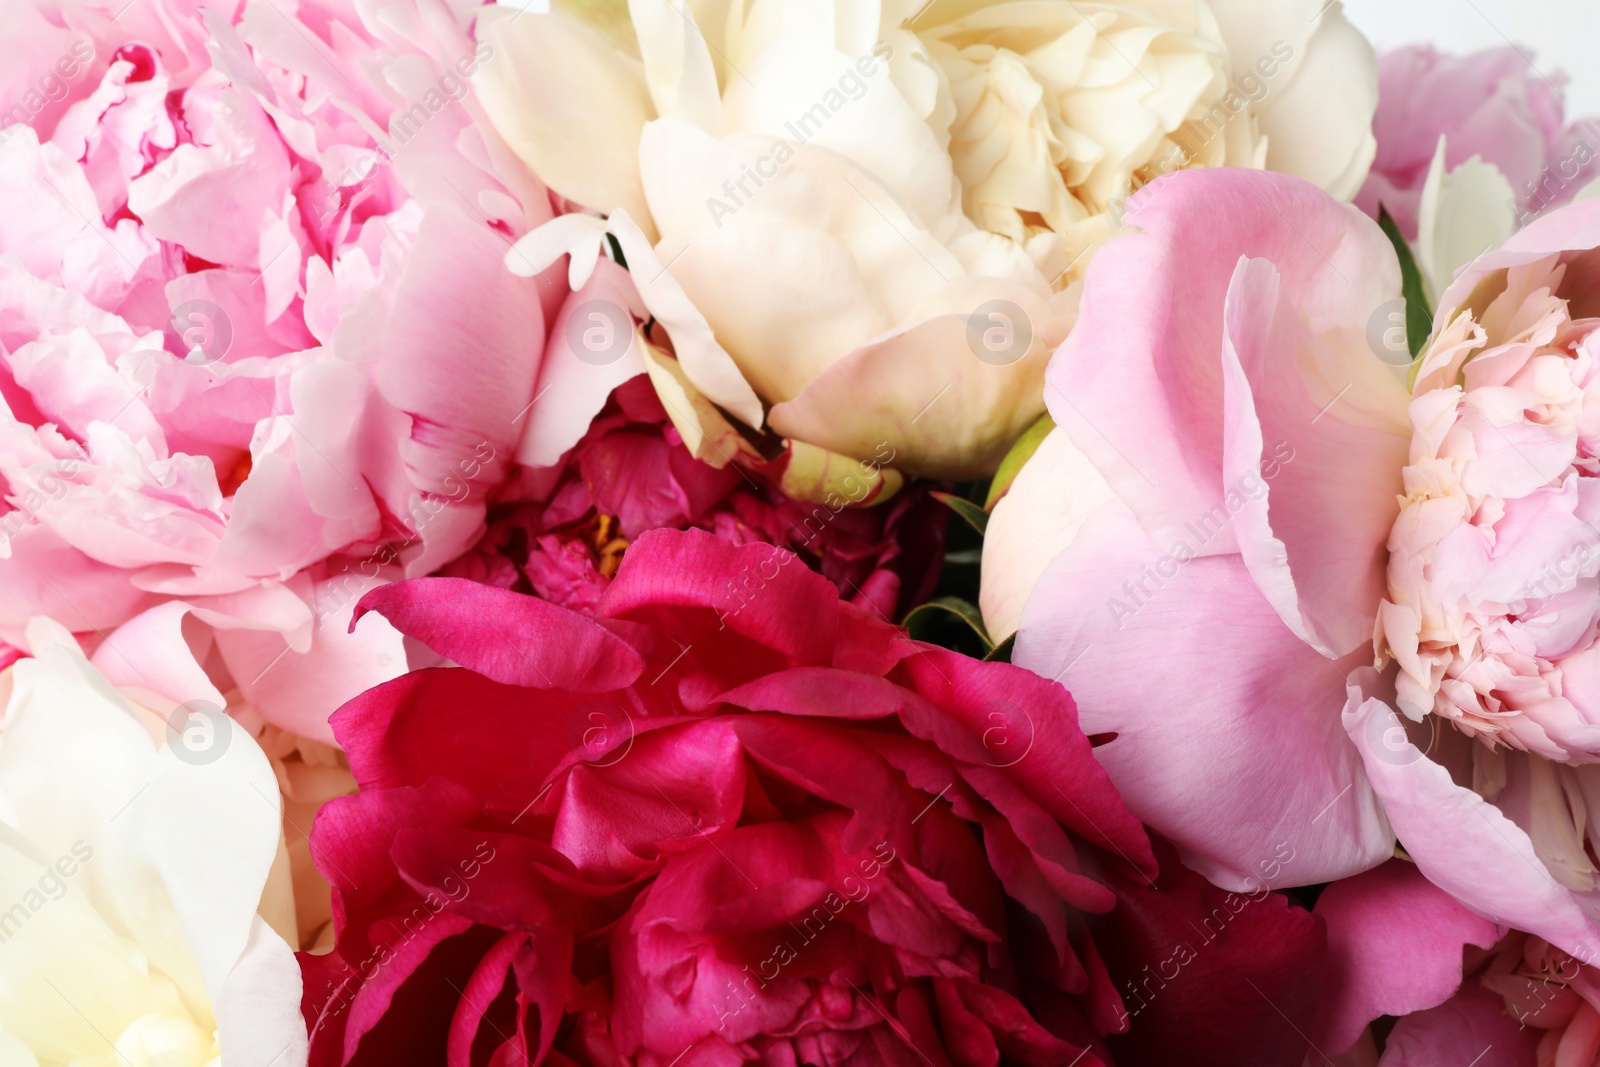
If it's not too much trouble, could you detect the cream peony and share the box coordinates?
[0,619,304,1067]
[478,0,1379,484]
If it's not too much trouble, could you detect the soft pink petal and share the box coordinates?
[1343,687,1600,956]
[1377,983,1539,1067]
[518,259,647,469]
[1438,197,1600,319]
[1310,859,1502,1055]
[1219,256,1410,657]
[219,579,408,742]
[1014,501,1393,889]
[1047,168,1400,559]
[92,600,227,708]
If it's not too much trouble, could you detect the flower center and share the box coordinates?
[1376,255,1600,764]
[920,1,1243,282]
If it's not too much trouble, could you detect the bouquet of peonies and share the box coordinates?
[5,0,1600,1064]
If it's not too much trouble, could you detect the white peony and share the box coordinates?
[0,619,305,1067]
[477,0,1378,484]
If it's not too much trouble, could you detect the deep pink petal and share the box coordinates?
[1093,839,1327,1067]
[599,528,842,668]
[331,667,578,817]
[894,647,1155,880]
[446,931,528,1067]
[354,577,645,691]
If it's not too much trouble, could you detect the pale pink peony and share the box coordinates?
[1377,256,1600,762]
[1316,861,1600,1067]
[984,169,1600,1009]
[0,0,611,739]
[1356,45,1596,237]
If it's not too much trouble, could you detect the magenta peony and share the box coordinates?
[299,528,1153,1065]
[0,0,613,739]
[983,168,1600,1004]
[440,378,947,622]
[297,528,1330,1066]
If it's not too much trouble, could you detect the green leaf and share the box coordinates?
[984,634,1015,663]
[1376,203,1433,358]
[903,596,993,653]
[931,492,989,537]
[985,413,1056,509]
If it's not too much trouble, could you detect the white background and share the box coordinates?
[1344,0,1600,118]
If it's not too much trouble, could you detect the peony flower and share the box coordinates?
[1383,931,1600,1066]
[983,169,1600,1004]
[0,617,303,1066]
[1305,858,1600,1065]
[475,0,1377,484]
[0,0,613,740]
[1354,45,1600,308]
[441,377,948,621]
[298,528,1169,1066]
[1357,45,1597,241]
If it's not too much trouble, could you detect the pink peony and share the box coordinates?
[984,168,1600,1019]
[1391,931,1600,1066]
[1309,858,1600,1065]
[1356,45,1597,237]
[0,0,612,740]
[440,378,948,622]
[300,529,1157,1066]
[298,527,1335,1066]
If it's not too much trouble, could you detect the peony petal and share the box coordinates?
[1249,4,1377,201]
[599,528,843,669]
[1014,501,1393,889]
[1094,838,1328,1067]
[1218,255,1409,658]
[1309,859,1502,1055]
[214,916,309,1067]
[518,260,647,469]
[354,577,646,692]
[1377,983,1539,1067]
[1343,688,1600,957]
[767,309,1053,480]
[1437,197,1600,321]
[980,427,1114,642]
[331,668,576,816]
[90,600,227,710]
[1046,168,1400,560]
[476,7,657,237]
